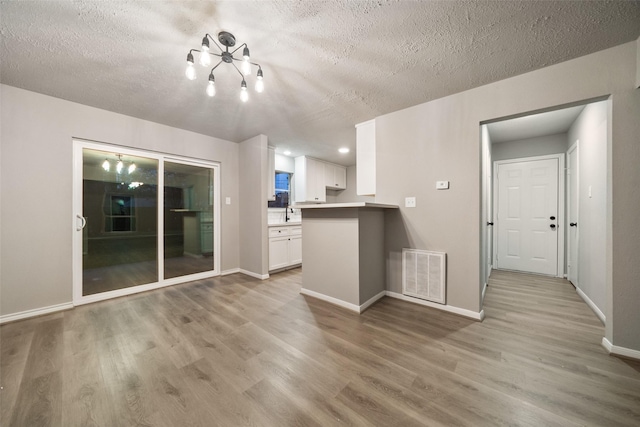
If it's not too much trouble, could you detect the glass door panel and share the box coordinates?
[164,162,215,279]
[82,148,159,295]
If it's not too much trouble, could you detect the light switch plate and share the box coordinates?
[436,181,450,190]
[225,197,231,205]
[405,197,416,208]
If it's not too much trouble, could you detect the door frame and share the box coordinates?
[492,153,565,278]
[567,141,579,285]
[72,139,221,306]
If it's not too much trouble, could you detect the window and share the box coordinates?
[268,172,291,208]
[105,194,136,232]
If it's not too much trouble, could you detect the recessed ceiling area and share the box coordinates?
[1,1,639,165]
[487,105,587,143]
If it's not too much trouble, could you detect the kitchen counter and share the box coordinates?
[299,202,398,313]
[268,221,301,226]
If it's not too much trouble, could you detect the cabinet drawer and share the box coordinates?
[269,227,289,237]
[289,226,302,236]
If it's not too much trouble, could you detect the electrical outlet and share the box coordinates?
[405,197,416,208]
[225,197,231,205]
[436,181,450,190]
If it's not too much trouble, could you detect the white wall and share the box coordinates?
[336,166,376,204]
[0,84,240,318]
[373,41,640,353]
[239,135,269,277]
[492,133,568,162]
[568,101,608,318]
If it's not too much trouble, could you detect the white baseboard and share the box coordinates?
[221,268,240,276]
[300,288,360,313]
[0,302,74,324]
[239,269,269,280]
[602,337,640,361]
[576,286,606,325]
[359,291,386,313]
[385,291,485,321]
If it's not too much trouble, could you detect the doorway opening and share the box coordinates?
[480,98,609,324]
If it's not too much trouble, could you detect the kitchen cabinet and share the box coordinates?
[269,225,302,271]
[324,163,347,190]
[267,147,276,201]
[294,156,326,203]
[356,119,376,196]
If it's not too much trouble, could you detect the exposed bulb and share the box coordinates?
[128,163,136,174]
[255,68,264,93]
[185,52,196,80]
[242,59,251,76]
[116,160,124,174]
[102,159,110,171]
[200,36,210,67]
[206,81,216,97]
[240,80,249,103]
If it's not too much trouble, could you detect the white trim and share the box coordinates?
[222,268,240,276]
[567,141,580,286]
[482,282,488,304]
[239,269,269,280]
[493,153,565,277]
[386,291,485,321]
[0,302,74,324]
[576,286,606,324]
[602,337,640,361]
[300,288,360,312]
[359,291,386,313]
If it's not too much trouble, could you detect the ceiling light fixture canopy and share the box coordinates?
[185,31,264,100]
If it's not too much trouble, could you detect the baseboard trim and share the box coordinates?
[385,291,485,321]
[576,286,606,325]
[221,268,240,276]
[300,288,360,313]
[602,337,640,361]
[359,291,386,313]
[0,302,74,324]
[239,269,269,280]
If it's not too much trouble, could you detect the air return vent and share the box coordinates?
[402,249,446,304]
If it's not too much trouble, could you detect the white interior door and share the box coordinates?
[496,157,559,275]
[567,143,579,285]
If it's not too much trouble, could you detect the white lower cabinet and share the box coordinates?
[269,225,302,271]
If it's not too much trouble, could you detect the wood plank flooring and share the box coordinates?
[2,268,639,426]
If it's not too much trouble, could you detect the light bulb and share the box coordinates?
[206,81,216,97]
[242,59,251,76]
[243,46,250,61]
[116,160,124,173]
[240,80,249,102]
[255,68,264,93]
[185,52,196,80]
[102,159,110,171]
[128,163,136,174]
[200,36,210,67]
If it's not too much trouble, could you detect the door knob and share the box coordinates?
[487,222,494,226]
[570,222,577,227]
[550,224,556,229]
[550,216,556,220]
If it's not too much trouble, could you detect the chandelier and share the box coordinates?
[102,154,136,175]
[185,31,264,102]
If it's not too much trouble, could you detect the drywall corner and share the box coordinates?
[636,35,640,89]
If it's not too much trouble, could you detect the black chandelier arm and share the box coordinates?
[230,61,245,78]
[204,33,225,53]
[230,42,247,56]
[210,60,224,73]
[229,55,262,69]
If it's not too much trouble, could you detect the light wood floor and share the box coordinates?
[2,268,639,426]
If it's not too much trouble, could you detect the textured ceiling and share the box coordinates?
[1,1,639,165]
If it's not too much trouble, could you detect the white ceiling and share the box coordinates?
[487,104,586,144]
[1,1,639,165]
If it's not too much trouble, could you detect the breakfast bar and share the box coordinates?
[295,202,398,313]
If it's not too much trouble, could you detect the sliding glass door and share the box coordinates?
[73,141,220,304]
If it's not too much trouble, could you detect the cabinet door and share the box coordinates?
[288,235,303,265]
[308,158,326,202]
[269,236,289,270]
[324,163,335,188]
[334,166,346,189]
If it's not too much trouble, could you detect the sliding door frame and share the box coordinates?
[72,139,221,306]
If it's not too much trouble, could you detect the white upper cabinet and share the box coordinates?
[267,147,276,201]
[356,119,376,196]
[294,156,326,203]
[324,163,347,190]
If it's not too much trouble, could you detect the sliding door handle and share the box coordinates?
[570,222,577,227]
[76,214,87,231]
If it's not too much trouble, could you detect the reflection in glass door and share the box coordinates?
[81,148,159,296]
[164,161,215,279]
[74,140,220,304]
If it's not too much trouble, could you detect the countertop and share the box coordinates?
[294,202,399,209]
[268,221,301,227]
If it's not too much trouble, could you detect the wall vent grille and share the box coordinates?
[402,248,446,304]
